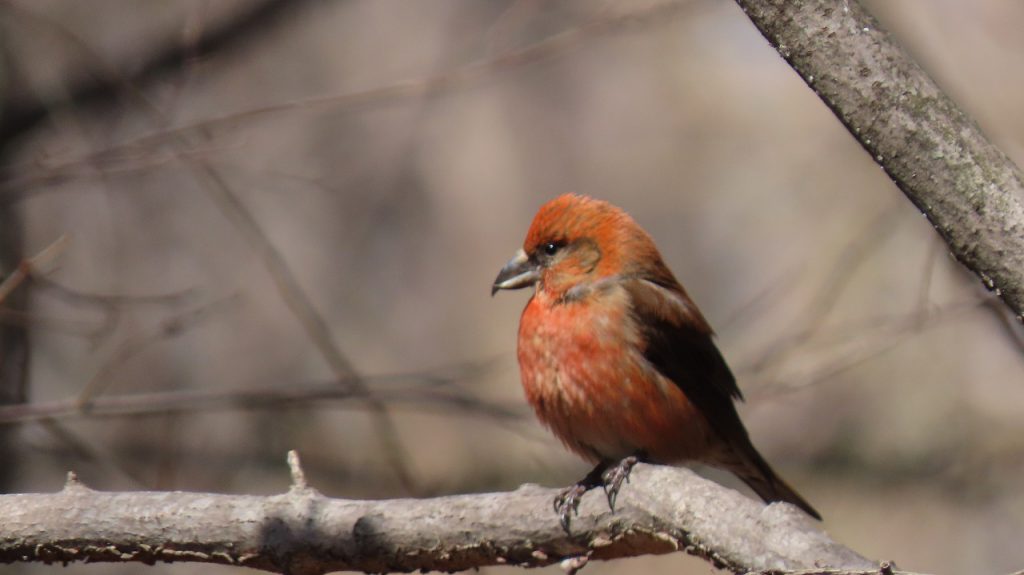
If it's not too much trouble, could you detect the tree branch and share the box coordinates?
[0,0,314,145]
[0,459,875,574]
[0,0,707,203]
[733,0,1024,320]
[0,378,522,426]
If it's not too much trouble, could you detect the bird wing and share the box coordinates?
[622,277,750,446]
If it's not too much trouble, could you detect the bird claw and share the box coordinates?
[600,455,638,511]
[554,483,588,532]
[553,456,641,532]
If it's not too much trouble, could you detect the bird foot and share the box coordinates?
[553,455,641,532]
[600,455,638,511]
[553,483,589,532]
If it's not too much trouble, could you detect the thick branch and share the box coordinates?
[733,0,1024,319]
[0,463,873,574]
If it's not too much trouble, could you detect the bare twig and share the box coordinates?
[36,419,151,488]
[0,367,522,427]
[981,292,1024,356]
[0,0,709,202]
[4,1,423,491]
[913,236,942,321]
[0,234,68,304]
[0,0,315,143]
[31,274,198,308]
[745,205,903,376]
[187,162,418,491]
[74,295,239,407]
[746,298,988,400]
[286,450,311,492]
[0,307,101,335]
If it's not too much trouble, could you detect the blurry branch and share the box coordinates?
[745,297,989,401]
[2,0,420,490]
[784,206,901,336]
[79,3,709,496]
[0,459,878,575]
[743,204,903,375]
[11,272,222,488]
[0,308,104,335]
[913,236,942,318]
[727,197,1002,398]
[0,234,67,304]
[0,0,314,144]
[983,295,1024,354]
[187,163,419,492]
[0,0,313,499]
[1,274,199,340]
[36,418,153,489]
[734,0,1024,319]
[0,237,102,338]
[32,274,197,308]
[74,295,240,406]
[0,364,521,426]
[0,0,709,202]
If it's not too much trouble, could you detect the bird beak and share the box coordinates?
[492,248,539,296]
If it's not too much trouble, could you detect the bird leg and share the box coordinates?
[553,454,642,532]
[600,454,638,511]
[553,462,607,532]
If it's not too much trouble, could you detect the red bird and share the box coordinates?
[493,194,819,529]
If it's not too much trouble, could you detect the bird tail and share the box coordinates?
[728,445,821,520]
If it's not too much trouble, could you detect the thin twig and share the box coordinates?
[0,0,313,143]
[31,275,198,308]
[0,0,708,202]
[0,234,68,304]
[5,2,422,490]
[913,234,942,321]
[745,205,904,375]
[747,298,988,400]
[36,419,151,488]
[75,295,240,408]
[0,377,525,426]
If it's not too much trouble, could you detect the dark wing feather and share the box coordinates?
[622,277,749,447]
[623,277,822,519]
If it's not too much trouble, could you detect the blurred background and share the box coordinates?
[1,1,1023,574]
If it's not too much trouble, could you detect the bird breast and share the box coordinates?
[516,284,713,463]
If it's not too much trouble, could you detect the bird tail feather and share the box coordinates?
[729,446,821,520]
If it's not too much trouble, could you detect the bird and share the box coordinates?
[492,194,819,530]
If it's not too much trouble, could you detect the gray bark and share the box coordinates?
[733,0,1024,319]
[0,462,874,574]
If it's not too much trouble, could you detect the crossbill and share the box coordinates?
[493,194,819,529]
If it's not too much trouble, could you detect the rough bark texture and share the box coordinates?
[733,0,1024,319]
[0,463,873,574]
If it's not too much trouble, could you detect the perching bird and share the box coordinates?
[492,194,819,529]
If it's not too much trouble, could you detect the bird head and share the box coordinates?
[492,194,672,299]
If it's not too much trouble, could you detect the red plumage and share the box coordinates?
[494,194,819,522]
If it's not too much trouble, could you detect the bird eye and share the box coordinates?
[542,242,561,256]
